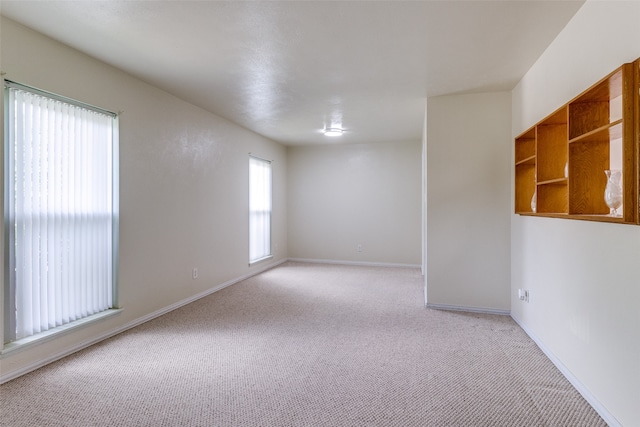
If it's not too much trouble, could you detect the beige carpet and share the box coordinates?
[0,262,605,426]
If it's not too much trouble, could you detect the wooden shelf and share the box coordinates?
[538,177,568,185]
[569,120,622,144]
[514,59,639,224]
[537,124,568,182]
[519,212,627,224]
[569,139,609,215]
[515,129,535,163]
[515,162,536,214]
[569,67,623,139]
[515,126,537,214]
[516,155,535,166]
[537,180,568,214]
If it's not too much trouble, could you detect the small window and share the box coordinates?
[4,81,119,345]
[249,156,272,264]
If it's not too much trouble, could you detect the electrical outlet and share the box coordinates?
[357,244,362,252]
[192,267,198,280]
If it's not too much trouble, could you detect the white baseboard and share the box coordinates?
[426,303,510,316]
[287,257,421,269]
[511,314,620,427]
[0,258,287,384]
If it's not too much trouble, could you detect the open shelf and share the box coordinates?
[515,163,536,214]
[569,120,623,144]
[515,126,536,213]
[514,59,639,224]
[515,127,535,164]
[569,67,623,139]
[537,181,568,214]
[537,107,568,183]
[569,140,610,215]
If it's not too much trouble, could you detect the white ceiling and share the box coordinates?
[1,1,584,146]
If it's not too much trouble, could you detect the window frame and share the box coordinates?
[248,155,272,265]
[2,80,120,352]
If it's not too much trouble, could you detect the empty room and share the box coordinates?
[1,1,639,426]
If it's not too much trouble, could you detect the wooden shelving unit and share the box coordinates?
[514,59,639,224]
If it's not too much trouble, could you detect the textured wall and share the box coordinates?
[287,141,422,266]
[511,2,640,425]
[0,17,287,379]
[426,92,512,312]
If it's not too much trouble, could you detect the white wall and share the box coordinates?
[0,18,287,380]
[426,92,511,312]
[511,2,640,425]
[287,141,422,266]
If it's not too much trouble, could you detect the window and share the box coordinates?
[249,156,271,263]
[4,81,118,345]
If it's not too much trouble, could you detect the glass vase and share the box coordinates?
[604,169,622,216]
[530,189,537,213]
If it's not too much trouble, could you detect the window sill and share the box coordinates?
[1,308,123,357]
[249,255,273,266]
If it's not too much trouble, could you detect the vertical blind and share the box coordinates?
[249,156,272,263]
[5,82,116,342]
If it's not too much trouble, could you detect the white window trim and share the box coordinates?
[248,155,272,264]
[3,80,120,349]
[0,308,122,356]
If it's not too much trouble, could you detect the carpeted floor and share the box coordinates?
[0,262,605,426]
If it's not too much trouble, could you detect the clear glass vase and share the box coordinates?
[530,189,537,213]
[604,169,622,216]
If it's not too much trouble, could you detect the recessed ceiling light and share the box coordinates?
[324,128,343,137]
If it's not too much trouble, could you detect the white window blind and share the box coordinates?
[4,81,118,343]
[249,156,272,263]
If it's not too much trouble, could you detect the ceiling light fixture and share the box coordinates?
[324,128,343,137]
